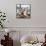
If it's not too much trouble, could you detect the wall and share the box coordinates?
[0,0,46,46]
[0,0,46,27]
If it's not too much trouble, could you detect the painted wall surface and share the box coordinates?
[0,0,46,27]
[0,0,46,46]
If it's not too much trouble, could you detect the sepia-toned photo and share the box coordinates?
[16,4,31,19]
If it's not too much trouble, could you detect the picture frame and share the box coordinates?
[16,4,31,19]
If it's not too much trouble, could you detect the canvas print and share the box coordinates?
[16,4,31,19]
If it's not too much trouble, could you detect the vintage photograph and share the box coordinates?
[16,4,31,18]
